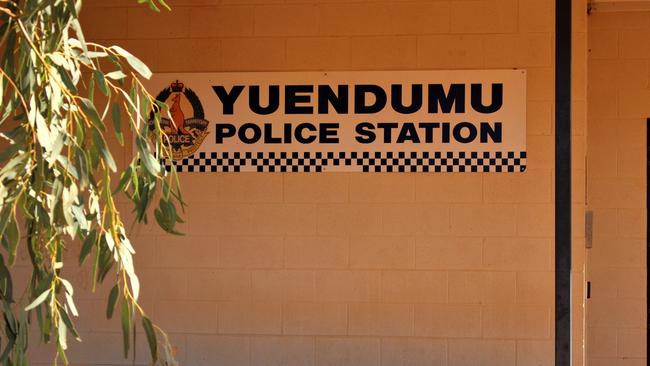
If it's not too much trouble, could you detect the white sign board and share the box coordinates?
[147,70,526,173]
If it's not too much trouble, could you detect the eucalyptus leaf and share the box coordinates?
[106,285,119,319]
[120,301,131,358]
[105,70,127,80]
[112,46,152,79]
[93,70,109,96]
[142,316,157,362]
[25,289,51,311]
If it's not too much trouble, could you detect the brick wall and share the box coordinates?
[25,0,589,365]
[586,11,649,366]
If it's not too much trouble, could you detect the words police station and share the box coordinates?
[148,70,526,173]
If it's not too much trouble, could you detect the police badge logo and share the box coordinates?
[150,80,209,160]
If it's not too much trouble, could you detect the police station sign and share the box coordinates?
[148,70,526,173]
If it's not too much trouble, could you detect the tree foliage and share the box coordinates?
[0,0,183,364]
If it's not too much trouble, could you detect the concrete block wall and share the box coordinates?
[586,10,649,366]
[26,0,588,365]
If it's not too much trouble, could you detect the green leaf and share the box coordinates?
[0,255,14,302]
[58,307,80,341]
[25,289,51,311]
[4,220,19,266]
[91,128,117,172]
[106,285,119,319]
[79,231,97,265]
[112,46,152,79]
[120,301,131,358]
[79,98,104,130]
[142,317,157,363]
[111,103,123,145]
[113,166,132,195]
[136,137,160,175]
[93,70,109,96]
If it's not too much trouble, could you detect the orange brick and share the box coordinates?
[414,304,481,338]
[417,35,484,69]
[349,236,415,269]
[450,204,517,236]
[516,340,553,366]
[80,7,128,40]
[157,39,221,73]
[482,305,551,339]
[283,173,350,203]
[588,298,646,328]
[416,236,483,270]
[350,36,417,70]
[380,204,418,235]
[350,174,415,203]
[620,30,650,59]
[587,326,618,358]
[187,269,251,301]
[249,204,318,235]
[589,30,620,60]
[483,237,552,271]
[155,301,217,333]
[127,7,191,39]
[286,37,352,70]
[221,38,287,71]
[156,235,217,268]
[414,204,451,235]
[218,174,283,203]
[589,12,650,30]
[251,270,315,302]
[189,6,254,37]
[254,4,319,37]
[483,169,553,204]
[380,338,447,366]
[450,0,517,34]
[187,203,251,235]
[618,208,646,238]
[282,303,347,335]
[315,270,380,302]
[319,3,392,36]
[381,271,447,303]
[138,268,187,300]
[618,328,646,358]
[515,203,554,236]
[415,174,483,203]
[448,271,516,304]
[518,0,553,32]
[318,204,383,235]
[448,339,515,366]
[516,271,554,305]
[218,301,282,334]
[315,338,380,366]
[218,236,284,269]
[186,335,249,366]
[527,68,555,101]
[285,236,348,269]
[250,336,314,366]
[349,303,414,336]
[483,33,553,69]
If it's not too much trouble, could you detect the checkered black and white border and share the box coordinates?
[162,151,526,173]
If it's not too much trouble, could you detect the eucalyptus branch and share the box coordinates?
[0,1,181,365]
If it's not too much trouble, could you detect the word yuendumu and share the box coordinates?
[212,83,503,115]
[211,82,505,146]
